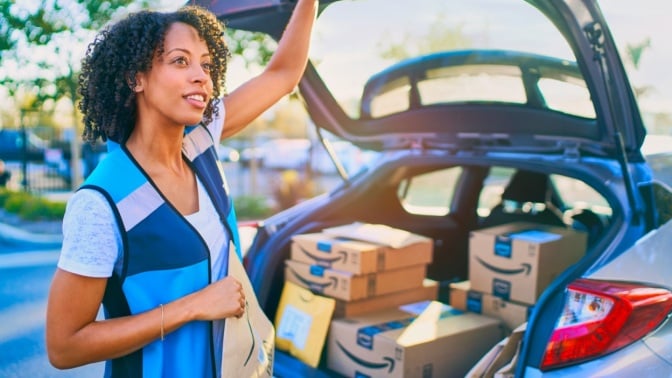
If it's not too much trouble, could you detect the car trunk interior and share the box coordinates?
[259,158,611,309]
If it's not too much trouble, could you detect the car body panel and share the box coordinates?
[588,219,672,366]
[523,338,672,377]
[0,129,47,162]
[590,218,672,288]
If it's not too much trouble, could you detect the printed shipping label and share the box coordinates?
[276,304,313,350]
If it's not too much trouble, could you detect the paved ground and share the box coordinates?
[0,205,63,253]
[0,210,62,236]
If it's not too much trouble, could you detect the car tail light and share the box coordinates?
[541,278,672,370]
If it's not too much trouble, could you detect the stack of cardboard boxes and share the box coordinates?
[284,222,437,317]
[276,221,588,375]
[450,222,588,331]
[278,222,510,377]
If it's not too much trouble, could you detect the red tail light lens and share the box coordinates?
[541,279,672,371]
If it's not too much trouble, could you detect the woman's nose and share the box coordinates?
[191,65,209,83]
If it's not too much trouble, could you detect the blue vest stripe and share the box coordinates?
[125,204,209,276]
[123,260,210,313]
[86,146,148,203]
[144,321,210,378]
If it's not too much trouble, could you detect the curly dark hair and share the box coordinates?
[78,5,229,144]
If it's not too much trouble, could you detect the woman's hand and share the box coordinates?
[46,269,247,369]
[194,276,246,320]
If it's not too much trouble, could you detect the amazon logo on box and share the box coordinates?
[468,222,587,305]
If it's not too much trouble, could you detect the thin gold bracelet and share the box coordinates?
[160,304,165,341]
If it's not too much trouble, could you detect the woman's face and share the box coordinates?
[134,22,214,129]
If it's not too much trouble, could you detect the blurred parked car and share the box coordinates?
[203,0,672,377]
[0,129,47,162]
[310,139,379,175]
[239,146,264,168]
[47,140,108,183]
[217,144,240,163]
[259,138,311,170]
[82,141,108,178]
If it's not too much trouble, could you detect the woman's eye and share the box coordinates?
[173,57,188,65]
[202,62,212,72]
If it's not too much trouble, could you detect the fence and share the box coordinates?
[1,125,347,201]
[0,126,75,194]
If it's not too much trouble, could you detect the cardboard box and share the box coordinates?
[450,280,530,332]
[469,222,587,305]
[292,227,433,274]
[327,300,505,378]
[322,222,432,249]
[285,259,426,301]
[334,279,439,318]
[291,233,383,274]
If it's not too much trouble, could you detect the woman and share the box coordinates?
[46,1,316,377]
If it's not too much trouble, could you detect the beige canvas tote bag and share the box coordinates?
[222,242,275,377]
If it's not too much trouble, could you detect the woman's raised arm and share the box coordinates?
[219,0,317,140]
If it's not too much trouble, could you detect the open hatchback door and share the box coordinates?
[195,0,670,376]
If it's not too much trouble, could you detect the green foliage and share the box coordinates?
[626,38,651,70]
[226,29,275,69]
[233,195,274,220]
[0,0,144,111]
[1,1,279,114]
[379,15,471,60]
[0,187,13,208]
[0,189,273,223]
[624,38,653,99]
[0,189,66,221]
[272,169,316,211]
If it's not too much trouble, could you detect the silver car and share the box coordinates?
[200,0,672,376]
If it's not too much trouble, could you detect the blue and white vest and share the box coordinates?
[81,125,242,378]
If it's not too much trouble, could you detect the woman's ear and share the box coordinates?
[126,71,144,93]
[134,74,145,93]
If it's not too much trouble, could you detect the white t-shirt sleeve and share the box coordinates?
[57,189,121,278]
[206,99,225,142]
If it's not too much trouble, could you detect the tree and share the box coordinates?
[624,38,652,99]
[0,1,277,190]
[0,0,150,189]
[378,14,471,60]
[226,28,275,71]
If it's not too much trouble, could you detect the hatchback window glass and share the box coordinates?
[537,77,595,118]
[550,174,612,216]
[398,167,463,216]
[368,77,411,118]
[478,167,515,217]
[418,65,527,105]
[478,168,612,218]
